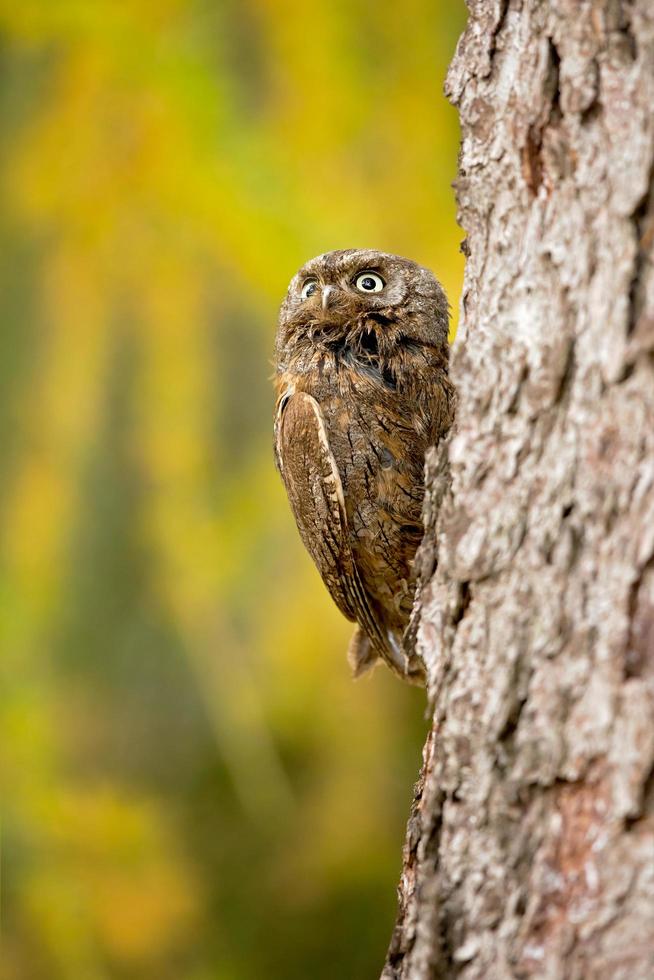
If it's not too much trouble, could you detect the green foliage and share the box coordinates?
[0,1,466,976]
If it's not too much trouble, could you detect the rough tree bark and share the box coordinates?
[384,2,654,978]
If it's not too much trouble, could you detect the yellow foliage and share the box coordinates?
[0,1,466,976]
[21,790,199,972]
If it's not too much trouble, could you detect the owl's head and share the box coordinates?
[275,249,449,366]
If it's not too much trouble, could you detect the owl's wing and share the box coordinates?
[275,390,392,659]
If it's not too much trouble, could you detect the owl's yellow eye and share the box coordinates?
[301,278,318,300]
[354,271,385,293]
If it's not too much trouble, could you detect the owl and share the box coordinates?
[273,249,454,684]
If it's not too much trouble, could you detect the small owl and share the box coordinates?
[273,249,454,684]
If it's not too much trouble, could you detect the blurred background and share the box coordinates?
[0,2,465,978]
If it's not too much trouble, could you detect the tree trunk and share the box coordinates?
[384,2,654,977]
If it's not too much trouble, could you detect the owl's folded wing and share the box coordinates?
[274,390,392,659]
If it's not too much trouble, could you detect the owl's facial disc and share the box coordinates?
[288,262,400,352]
[276,250,449,369]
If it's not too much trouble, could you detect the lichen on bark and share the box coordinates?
[384,2,654,977]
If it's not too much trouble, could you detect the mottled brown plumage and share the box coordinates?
[273,249,454,683]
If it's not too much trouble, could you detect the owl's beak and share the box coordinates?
[322,285,337,311]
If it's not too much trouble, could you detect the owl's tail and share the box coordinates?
[347,625,425,685]
[347,626,378,678]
